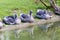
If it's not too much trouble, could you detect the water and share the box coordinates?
[0,21,60,40]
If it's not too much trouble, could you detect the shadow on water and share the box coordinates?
[0,21,60,40]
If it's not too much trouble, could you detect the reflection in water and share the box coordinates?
[0,21,60,40]
[0,32,4,40]
[0,31,10,40]
[14,30,21,38]
[38,23,54,32]
[5,31,10,40]
[14,27,34,39]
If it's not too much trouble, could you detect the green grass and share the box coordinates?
[0,0,60,40]
[0,0,47,18]
[0,0,60,18]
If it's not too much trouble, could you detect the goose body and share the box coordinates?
[20,10,34,23]
[36,9,52,19]
[2,10,21,25]
[2,13,17,25]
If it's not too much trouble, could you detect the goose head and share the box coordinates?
[29,10,33,16]
[13,10,18,19]
[29,10,34,22]
[13,10,21,24]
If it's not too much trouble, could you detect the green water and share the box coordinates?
[0,21,60,40]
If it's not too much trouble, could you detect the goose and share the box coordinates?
[2,10,21,25]
[35,9,52,19]
[20,10,34,23]
[14,10,34,38]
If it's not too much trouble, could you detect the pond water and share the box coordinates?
[0,21,60,40]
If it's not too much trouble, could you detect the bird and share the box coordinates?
[2,10,21,25]
[20,10,34,23]
[35,9,52,19]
